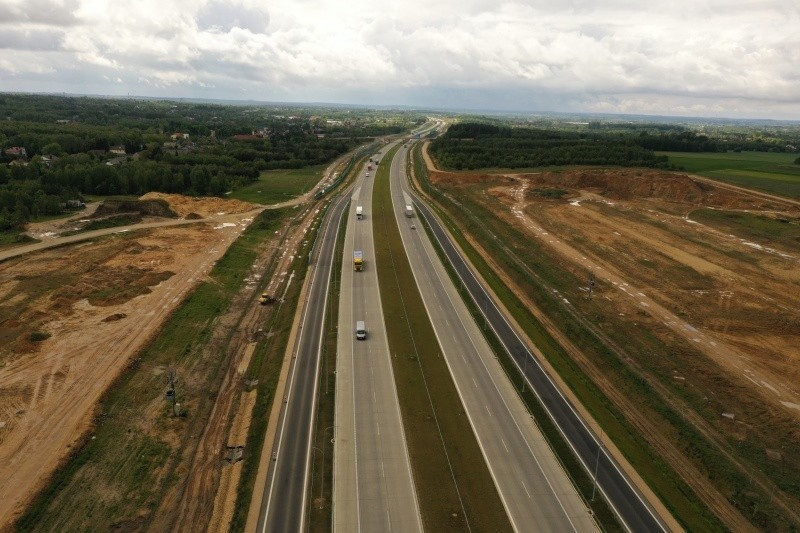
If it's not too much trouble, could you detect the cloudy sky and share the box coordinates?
[1,0,799,119]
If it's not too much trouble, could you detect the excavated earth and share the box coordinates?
[429,166,800,528]
[0,194,259,525]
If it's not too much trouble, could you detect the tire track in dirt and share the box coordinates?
[0,213,256,525]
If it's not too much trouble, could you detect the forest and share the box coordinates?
[0,94,422,231]
[429,123,672,170]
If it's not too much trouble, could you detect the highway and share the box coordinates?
[388,144,598,531]
[256,184,350,532]
[402,147,669,532]
[332,147,423,531]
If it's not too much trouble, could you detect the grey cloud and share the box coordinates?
[197,1,270,34]
[0,0,81,27]
[0,28,65,51]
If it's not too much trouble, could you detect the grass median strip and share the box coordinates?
[372,146,512,532]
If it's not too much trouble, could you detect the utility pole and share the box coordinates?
[166,369,178,417]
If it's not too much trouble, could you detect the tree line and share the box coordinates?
[430,123,672,170]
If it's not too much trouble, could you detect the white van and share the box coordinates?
[355,321,367,340]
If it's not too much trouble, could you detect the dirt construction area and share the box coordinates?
[427,163,800,528]
[0,194,260,525]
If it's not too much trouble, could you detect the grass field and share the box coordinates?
[0,230,38,249]
[660,151,800,197]
[372,147,512,531]
[229,166,325,205]
[691,208,800,242]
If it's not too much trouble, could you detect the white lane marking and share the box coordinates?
[501,438,509,453]
[520,479,532,499]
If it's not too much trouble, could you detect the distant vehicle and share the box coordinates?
[367,164,373,170]
[365,172,370,177]
[356,321,367,340]
[411,224,416,230]
[354,250,363,271]
[259,292,274,305]
[405,205,413,218]
[356,206,363,219]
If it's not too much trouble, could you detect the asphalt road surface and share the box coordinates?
[388,145,599,531]
[404,148,669,532]
[256,192,349,532]
[333,146,423,532]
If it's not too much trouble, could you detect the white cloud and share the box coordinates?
[0,0,798,119]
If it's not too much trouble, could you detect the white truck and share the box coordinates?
[405,204,413,218]
[356,206,363,220]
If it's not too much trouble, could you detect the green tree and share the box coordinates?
[41,142,64,155]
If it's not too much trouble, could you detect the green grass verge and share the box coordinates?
[373,145,512,532]
[411,144,727,531]
[230,166,326,204]
[660,151,800,197]
[16,208,292,532]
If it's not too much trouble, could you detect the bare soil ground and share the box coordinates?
[424,154,800,528]
[431,167,800,416]
[0,195,259,526]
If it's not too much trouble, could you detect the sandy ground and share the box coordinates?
[0,196,259,526]
[500,172,800,414]
[421,144,800,529]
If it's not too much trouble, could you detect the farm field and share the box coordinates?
[229,166,325,204]
[424,160,800,530]
[660,151,800,197]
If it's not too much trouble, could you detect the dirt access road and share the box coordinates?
[0,195,260,526]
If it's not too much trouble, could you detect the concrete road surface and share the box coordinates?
[333,147,423,532]
[389,145,599,532]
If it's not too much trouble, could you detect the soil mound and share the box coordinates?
[140,193,257,218]
[93,199,179,219]
[528,169,707,204]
